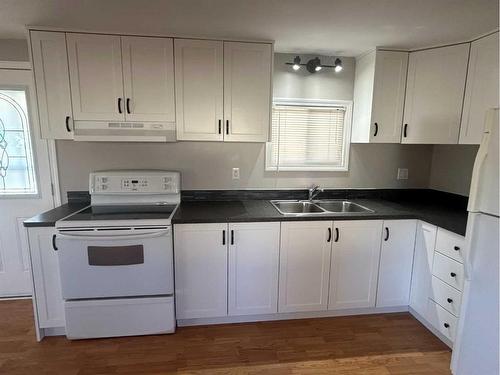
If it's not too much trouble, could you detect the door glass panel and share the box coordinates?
[0,89,37,195]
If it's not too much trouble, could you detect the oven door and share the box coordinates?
[56,227,173,300]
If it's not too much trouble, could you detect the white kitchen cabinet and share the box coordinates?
[27,227,65,328]
[409,221,437,317]
[174,39,224,141]
[460,32,499,144]
[67,33,125,122]
[223,42,272,142]
[402,44,469,144]
[121,36,175,123]
[376,220,417,307]
[328,220,383,310]
[174,223,227,319]
[30,31,74,139]
[279,221,332,313]
[228,222,280,315]
[352,50,408,143]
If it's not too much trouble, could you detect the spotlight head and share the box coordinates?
[292,55,301,70]
[334,58,343,72]
[306,57,322,73]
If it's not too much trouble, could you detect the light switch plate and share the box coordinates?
[232,168,240,180]
[397,168,409,180]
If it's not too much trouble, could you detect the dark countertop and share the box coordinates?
[23,203,88,227]
[23,190,468,236]
[172,198,468,236]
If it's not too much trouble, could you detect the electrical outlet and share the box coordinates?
[397,168,409,180]
[232,167,240,180]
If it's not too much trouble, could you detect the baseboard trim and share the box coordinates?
[409,307,453,349]
[177,305,409,327]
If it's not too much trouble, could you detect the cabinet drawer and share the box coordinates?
[430,276,462,316]
[432,252,464,291]
[435,228,465,263]
[427,299,458,342]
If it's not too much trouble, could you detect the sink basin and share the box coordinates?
[270,200,326,215]
[270,199,375,216]
[315,200,374,213]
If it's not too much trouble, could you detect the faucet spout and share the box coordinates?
[308,185,324,201]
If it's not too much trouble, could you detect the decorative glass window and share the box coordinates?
[0,89,37,195]
[266,99,352,171]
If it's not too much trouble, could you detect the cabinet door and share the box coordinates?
[174,223,227,319]
[376,220,417,307]
[28,227,65,328]
[402,44,469,144]
[370,51,408,143]
[409,221,437,317]
[329,220,383,310]
[460,32,499,144]
[30,31,73,139]
[121,36,175,123]
[228,222,280,316]
[279,221,332,313]
[174,39,223,141]
[223,42,272,142]
[67,33,125,121]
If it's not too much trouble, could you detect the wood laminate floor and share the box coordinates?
[0,299,451,374]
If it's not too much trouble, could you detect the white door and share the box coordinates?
[329,220,383,310]
[460,32,499,144]
[121,36,175,123]
[370,51,408,143]
[228,222,280,316]
[28,227,64,328]
[279,221,332,313]
[67,33,125,121]
[223,42,272,142]
[0,68,54,297]
[30,31,74,139]
[409,221,437,317]
[402,44,469,144]
[174,223,227,319]
[174,39,224,141]
[376,220,417,307]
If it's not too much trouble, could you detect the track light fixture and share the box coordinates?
[286,55,343,74]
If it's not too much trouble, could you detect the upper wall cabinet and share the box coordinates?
[223,42,272,142]
[352,50,408,143]
[460,32,499,144]
[67,33,175,123]
[174,39,224,141]
[175,39,272,142]
[30,31,74,139]
[402,44,469,144]
[67,33,125,122]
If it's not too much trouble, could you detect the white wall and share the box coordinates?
[0,39,29,61]
[429,145,478,196]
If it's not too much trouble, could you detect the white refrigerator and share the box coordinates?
[451,108,499,375]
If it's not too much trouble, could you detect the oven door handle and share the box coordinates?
[56,229,170,241]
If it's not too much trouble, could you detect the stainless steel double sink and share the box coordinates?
[270,200,374,216]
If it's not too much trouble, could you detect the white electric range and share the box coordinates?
[55,170,180,339]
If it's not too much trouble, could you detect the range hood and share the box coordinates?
[73,121,176,142]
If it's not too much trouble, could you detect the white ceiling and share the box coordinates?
[0,0,497,56]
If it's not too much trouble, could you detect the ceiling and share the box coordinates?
[0,0,498,56]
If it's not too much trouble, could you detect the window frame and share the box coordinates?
[265,98,353,172]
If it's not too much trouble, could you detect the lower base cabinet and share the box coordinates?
[278,221,332,313]
[329,220,383,310]
[228,222,280,315]
[174,223,228,319]
[28,227,65,329]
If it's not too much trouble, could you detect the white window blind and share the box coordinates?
[266,100,351,171]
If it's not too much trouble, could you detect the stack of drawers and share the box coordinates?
[427,228,466,342]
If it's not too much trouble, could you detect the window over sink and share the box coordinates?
[266,98,352,171]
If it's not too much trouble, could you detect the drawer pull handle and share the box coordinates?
[454,246,460,251]
[450,272,457,277]
[447,298,453,303]
[444,323,450,328]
